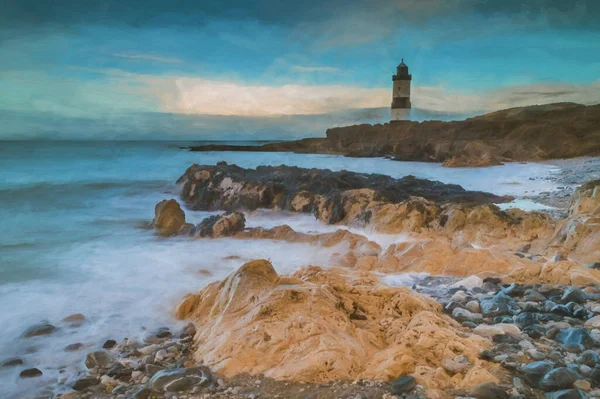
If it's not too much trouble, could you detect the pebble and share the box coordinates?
[574,379,591,391]
[452,308,482,323]
[85,350,112,369]
[465,300,481,313]
[22,323,56,338]
[19,368,43,378]
[65,343,85,352]
[469,382,509,399]
[103,339,117,349]
[391,375,416,395]
[540,367,581,391]
[2,358,23,367]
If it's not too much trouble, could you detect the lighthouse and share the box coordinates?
[391,59,411,120]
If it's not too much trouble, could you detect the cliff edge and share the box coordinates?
[189,102,600,166]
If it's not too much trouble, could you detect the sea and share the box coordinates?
[0,140,561,397]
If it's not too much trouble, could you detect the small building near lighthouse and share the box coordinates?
[391,59,412,120]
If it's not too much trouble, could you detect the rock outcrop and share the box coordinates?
[188,103,600,165]
[152,199,193,236]
[177,164,511,219]
[195,212,246,238]
[176,260,499,394]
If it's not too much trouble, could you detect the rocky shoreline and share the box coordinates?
[186,103,600,168]
[6,162,600,399]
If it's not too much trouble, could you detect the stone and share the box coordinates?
[452,308,482,323]
[481,300,513,317]
[556,328,599,350]
[451,290,468,302]
[577,350,600,367]
[85,350,112,370]
[540,367,581,391]
[62,313,86,322]
[469,382,509,399]
[466,300,481,313]
[102,339,117,349]
[391,375,416,395]
[22,323,56,338]
[586,262,600,270]
[562,288,587,304]
[473,325,504,338]
[450,276,483,290]
[545,389,588,399]
[72,375,100,390]
[2,358,23,367]
[107,362,132,380]
[146,364,165,377]
[19,368,43,378]
[153,199,187,236]
[155,349,168,361]
[574,380,591,391]
[195,212,246,238]
[441,356,470,374]
[132,386,151,399]
[180,322,196,338]
[585,315,600,329]
[149,367,211,392]
[519,361,553,388]
[65,343,84,352]
[515,312,536,328]
[524,290,547,302]
[494,323,522,337]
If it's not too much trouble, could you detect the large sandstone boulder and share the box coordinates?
[175,260,496,390]
[153,199,191,236]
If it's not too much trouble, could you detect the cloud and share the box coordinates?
[292,65,340,73]
[140,73,600,116]
[145,76,389,116]
[111,53,182,63]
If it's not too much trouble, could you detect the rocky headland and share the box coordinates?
[12,163,600,399]
[187,103,600,167]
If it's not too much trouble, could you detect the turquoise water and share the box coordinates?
[0,141,561,397]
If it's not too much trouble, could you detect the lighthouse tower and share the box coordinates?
[391,59,411,120]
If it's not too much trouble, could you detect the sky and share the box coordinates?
[1,0,600,139]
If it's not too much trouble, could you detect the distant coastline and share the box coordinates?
[187,102,600,168]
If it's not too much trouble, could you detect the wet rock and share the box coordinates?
[65,343,84,352]
[2,358,23,367]
[481,299,513,318]
[524,290,547,302]
[466,300,481,313]
[85,350,112,370]
[574,379,591,391]
[584,315,600,329]
[107,362,132,380]
[391,375,416,395]
[469,382,509,399]
[132,386,151,399]
[19,368,43,378]
[62,313,86,323]
[586,262,600,270]
[180,322,196,339]
[519,361,553,388]
[540,367,581,391]
[515,312,537,328]
[563,344,585,354]
[153,199,188,236]
[562,288,586,305]
[149,367,211,392]
[524,324,546,339]
[195,212,246,238]
[145,364,164,377]
[545,389,588,399]
[556,328,599,349]
[452,307,482,323]
[72,375,100,391]
[22,323,56,338]
[102,339,117,349]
